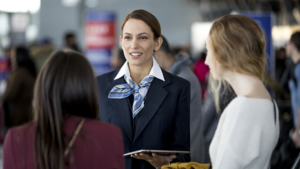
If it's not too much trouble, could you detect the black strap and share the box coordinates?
[269,100,277,169]
[272,100,277,124]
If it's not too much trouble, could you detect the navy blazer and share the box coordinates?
[96,68,191,169]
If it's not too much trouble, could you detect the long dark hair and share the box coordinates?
[15,46,37,77]
[34,51,99,169]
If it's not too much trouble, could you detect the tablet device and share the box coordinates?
[123,150,189,156]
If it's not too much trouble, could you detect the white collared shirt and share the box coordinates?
[114,57,164,98]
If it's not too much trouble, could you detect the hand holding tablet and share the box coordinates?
[129,151,179,169]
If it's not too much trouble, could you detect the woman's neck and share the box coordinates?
[128,59,153,84]
[222,71,271,100]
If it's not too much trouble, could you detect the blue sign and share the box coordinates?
[85,11,116,76]
[237,12,274,77]
[85,49,113,76]
[86,11,115,22]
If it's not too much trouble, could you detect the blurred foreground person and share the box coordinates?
[286,31,300,127]
[154,36,204,163]
[4,47,13,72]
[287,32,300,152]
[30,37,54,74]
[64,32,81,53]
[111,48,126,69]
[193,52,210,99]
[275,48,287,81]
[275,47,294,100]
[205,15,279,168]
[3,46,36,128]
[3,51,125,169]
[292,109,300,148]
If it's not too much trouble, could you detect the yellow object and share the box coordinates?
[161,162,210,169]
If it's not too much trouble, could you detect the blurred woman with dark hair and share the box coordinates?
[3,51,125,169]
[3,46,37,127]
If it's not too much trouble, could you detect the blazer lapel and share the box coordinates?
[133,71,171,143]
[107,77,133,142]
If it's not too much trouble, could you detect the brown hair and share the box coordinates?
[34,51,99,169]
[121,9,161,39]
[208,14,268,112]
[290,31,300,52]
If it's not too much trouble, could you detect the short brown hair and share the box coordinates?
[121,9,161,39]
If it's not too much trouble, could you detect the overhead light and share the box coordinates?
[0,14,9,36]
[26,25,38,42]
[272,26,300,41]
[272,26,292,41]
[62,0,80,7]
[191,22,213,57]
[11,14,29,31]
[1,37,10,48]
[0,0,40,13]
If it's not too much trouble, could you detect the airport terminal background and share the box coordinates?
[0,0,300,168]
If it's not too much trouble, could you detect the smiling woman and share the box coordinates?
[120,10,163,84]
[96,9,191,169]
[120,19,160,75]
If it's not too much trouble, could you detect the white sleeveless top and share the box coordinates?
[209,96,279,169]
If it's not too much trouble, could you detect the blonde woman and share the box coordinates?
[205,15,280,168]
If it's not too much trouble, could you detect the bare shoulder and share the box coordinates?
[244,82,272,101]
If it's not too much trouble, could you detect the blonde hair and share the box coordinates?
[208,14,268,112]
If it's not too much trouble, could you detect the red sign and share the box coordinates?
[85,21,115,49]
[0,60,8,73]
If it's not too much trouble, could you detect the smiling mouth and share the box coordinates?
[130,52,143,56]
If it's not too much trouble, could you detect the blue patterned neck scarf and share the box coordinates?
[108,74,154,118]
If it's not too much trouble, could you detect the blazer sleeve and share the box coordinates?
[3,129,17,169]
[171,81,191,163]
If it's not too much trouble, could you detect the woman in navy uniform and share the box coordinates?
[97,9,190,169]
